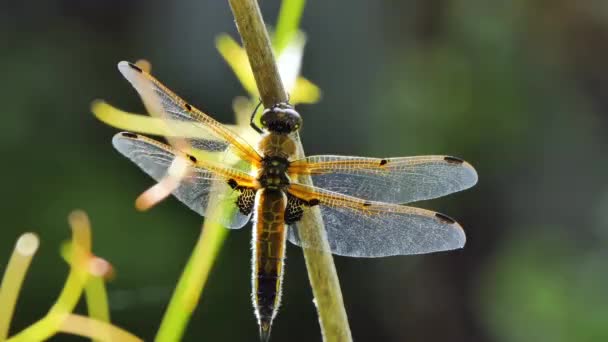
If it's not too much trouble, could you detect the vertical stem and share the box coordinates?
[227,1,353,341]
[0,233,39,341]
[155,221,228,342]
[274,0,306,54]
[84,277,111,342]
[228,0,288,108]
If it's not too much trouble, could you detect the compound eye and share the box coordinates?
[292,114,303,131]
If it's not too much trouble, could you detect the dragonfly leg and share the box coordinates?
[250,99,264,134]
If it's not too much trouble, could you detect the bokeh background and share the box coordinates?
[1,1,608,341]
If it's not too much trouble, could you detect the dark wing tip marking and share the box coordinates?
[121,132,138,138]
[444,156,464,164]
[126,62,143,73]
[435,212,457,224]
[379,159,388,166]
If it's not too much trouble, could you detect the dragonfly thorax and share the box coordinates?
[258,156,291,190]
[258,133,297,159]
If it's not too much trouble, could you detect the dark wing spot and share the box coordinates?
[444,156,464,164]
[379,159,388,166]
[184,103,192,111]
[121,132,138,138]
[435,213,456,224]
[236,188,256,215]
[227,179,238,189]
[362,201,372,207]
[285,194,306,224]
[127,62,143,73]
[308,199,320,206]
[188,154,197,163]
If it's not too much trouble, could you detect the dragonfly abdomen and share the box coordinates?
[252,189,288,341]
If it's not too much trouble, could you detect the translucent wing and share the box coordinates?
[113,132,258,229]
[117,61,262,167]
[289,155,478,204]
[286,183,465,257]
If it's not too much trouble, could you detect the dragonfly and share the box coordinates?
[103,61,478,341]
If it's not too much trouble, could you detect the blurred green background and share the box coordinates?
[1,1,608,341]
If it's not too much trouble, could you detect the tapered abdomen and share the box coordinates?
[252,189,288,341]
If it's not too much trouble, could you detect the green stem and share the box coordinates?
[8,250,89,342]
[0,233,39,341]
[274,0,306,54]
[60,314,142,342]
[84,277,110,342]
[155,221,228,342]
[228,1,353,341]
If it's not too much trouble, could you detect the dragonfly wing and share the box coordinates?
[113,132,257,229]
[289,155,478,204]
[117,61,262,168]
[286,183,465,257]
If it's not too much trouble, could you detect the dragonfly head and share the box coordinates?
[261,103,302,134]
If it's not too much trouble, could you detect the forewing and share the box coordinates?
[289,155,478,204]
[286,183,466,257]
[117,61,262,167]
[113,132,257,229]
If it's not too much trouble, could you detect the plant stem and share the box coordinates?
[228,0,287,107]
[0,233,39,341]
[274,0,306,54]
[60,314,142,342]
[155,221,228,342]
[9,213,93,342]
[227,1,353,341]
[84,277,111,342]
